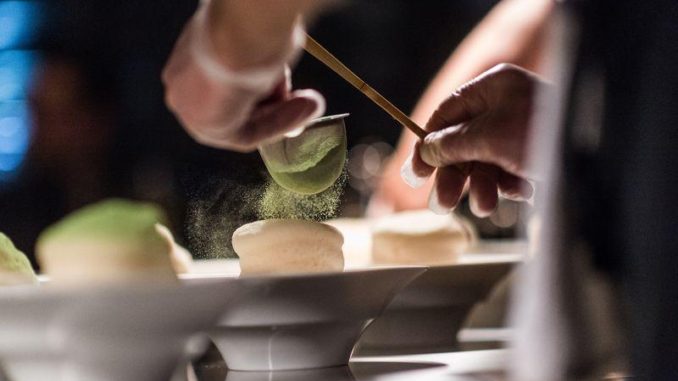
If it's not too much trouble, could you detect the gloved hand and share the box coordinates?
[401,64,543,217]
[162,1,325,152]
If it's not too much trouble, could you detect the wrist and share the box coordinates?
[190,3,305,91]
[205,0,304,70]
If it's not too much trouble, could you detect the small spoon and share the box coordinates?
[258,113,349,195]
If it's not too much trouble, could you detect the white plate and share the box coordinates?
[354,260,517,355]
[184,267,425,371]
[324,218,522,355]
[0,279,238,381]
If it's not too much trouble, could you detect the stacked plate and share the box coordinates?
[0,266,424,380]
[0,243,521,379]
[354,260,516,355]
[0,279,237,381]
[204,267,425,371]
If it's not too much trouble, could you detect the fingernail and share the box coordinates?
[428,186,451,215]
[470,196,491,218]
[418,143,434,167]
[284,101,321,137]
[300,100,321,123]
[526,188,536,206]
[499,190,524,202]
[297,89,326,121]
[524,182,535,201]
[400,154,427,189]
[307,100,324,121]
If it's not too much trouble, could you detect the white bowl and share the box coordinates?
[0,279,238,381]
[193,361,355,381]
[0,285,65,380]
[354,260,516,355]
[195,267,425,371]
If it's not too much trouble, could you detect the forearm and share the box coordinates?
[162,0,335,149]
[206,0,334,70]
[371,0,554,215]
[411,0,553,126]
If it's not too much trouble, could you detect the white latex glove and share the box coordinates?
[162,1,325,152]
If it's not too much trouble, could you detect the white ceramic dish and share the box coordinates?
[184,267,425,371]
[0,285,65,381]
[0,279,237,381]
[324,218,523,355]
[354,259,517,355]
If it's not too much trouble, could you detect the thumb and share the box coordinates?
[288,88,326,121]
[425,75,488,133]
[419,122,487,168]
[241,89,325,149]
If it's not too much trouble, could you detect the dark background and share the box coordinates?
[0,0,499,266]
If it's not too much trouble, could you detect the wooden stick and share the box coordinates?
[303,34,428,140]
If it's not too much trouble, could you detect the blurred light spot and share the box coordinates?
[362,145,381,176]
[0,153,23,172]
[0,117,25,151]
[347,141,393,195]
[0,117,20,137]
[0,101,30,178]
[0,1,41,183]
[0,1,42,50]
[0,50,37,101]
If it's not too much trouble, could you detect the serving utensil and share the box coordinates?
[303,34,427,139]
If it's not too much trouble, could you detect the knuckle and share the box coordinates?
[491,63,515,74]
[425,110,448,132]
[420,139,444,166]
[494,62,522,74]
[164,91,179,113]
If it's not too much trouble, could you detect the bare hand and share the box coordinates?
[162,2,325,152]
[401,64,544,217]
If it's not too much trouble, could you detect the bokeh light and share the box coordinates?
[0,1,43,50]
[0,1,43,182]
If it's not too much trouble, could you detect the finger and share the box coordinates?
[419,121,488,168]
[400,141,435,188]
[263,65,292,103]
[428,165,468,215]
[239,89,325,149]
[425,77,488,133]
[469,163,499,217]
[260,78,288,105]
[288,88,325,119]
[497,170,534,201]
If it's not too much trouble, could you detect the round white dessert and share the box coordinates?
[371,210,473,265]
[233,219,344,275]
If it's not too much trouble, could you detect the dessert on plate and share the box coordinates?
[233,219,344,275]
[36,199,178,284]
[371,209,474,265]
[0,232,37,286]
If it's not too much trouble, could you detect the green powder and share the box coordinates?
[39,199,168,248]
[186,179,262,259]
[185,166,347,259]
[185,114,349,258]
[258,165,347,221]
[262,129,344,173]
[0,232,36,280]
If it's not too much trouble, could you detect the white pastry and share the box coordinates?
[233,219,344,275]
[155,223,193,274]
[371,210,473,265]
[0,232,37,286]
[37,199,176,285]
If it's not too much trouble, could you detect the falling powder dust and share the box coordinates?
[185,176,261,260]
[185,163,347,259]
[257,165,347,221]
